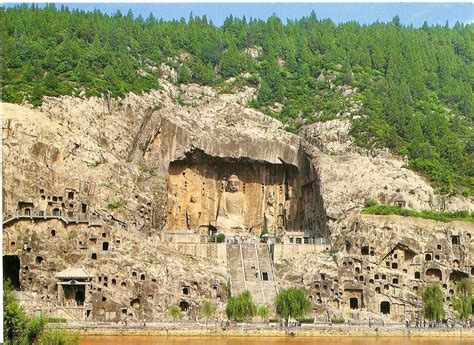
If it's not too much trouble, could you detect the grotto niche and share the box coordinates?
[164,150,319,236]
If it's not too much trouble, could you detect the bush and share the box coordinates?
[330,315,345,324]
[107,202,123,210]
[38,328,79,345]
[3,280,79,345]
[167,305,181,321]
[362,203,473,222]
[215,233,225,243]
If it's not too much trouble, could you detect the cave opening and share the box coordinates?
[3,255,21,290]
[426,268,442,282]
[380,301,391,315]
[179,300,190,312]
[349,297,359,310]
[449,270,468,283]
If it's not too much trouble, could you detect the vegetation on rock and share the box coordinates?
[362,202,474,222]
[1,5,472,194]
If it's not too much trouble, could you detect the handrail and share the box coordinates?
[254,243,266,303]
[267,243,279,295]
[239,243,247,292]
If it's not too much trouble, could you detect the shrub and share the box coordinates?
[107,202,123,209]
[215,233,226,243]
[330,315,345,324]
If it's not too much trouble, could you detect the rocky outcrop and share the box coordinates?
[2,80,472,324]
[302,119,473,220]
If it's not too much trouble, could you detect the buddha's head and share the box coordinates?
[227,175,240,193]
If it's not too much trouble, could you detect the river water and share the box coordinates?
[79,336,472,345]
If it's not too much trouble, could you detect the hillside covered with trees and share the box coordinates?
[1,4,473,196]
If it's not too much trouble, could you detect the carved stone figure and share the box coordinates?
[264,189,276,232]
[216,175,247,230]
[167,189,181,229]
[186,196,201,230]
[284,187,295,230]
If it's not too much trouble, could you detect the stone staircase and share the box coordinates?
[226,242,278,305]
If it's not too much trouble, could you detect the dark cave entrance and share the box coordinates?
[380,301,391,315]
[349,297,359,310]
[3,255,21,290]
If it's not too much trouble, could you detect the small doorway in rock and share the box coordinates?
[349,297,358,310]
[381,301,391,315]
[262,272,269,281]
[179,300,189,312]
[75,290,85,307]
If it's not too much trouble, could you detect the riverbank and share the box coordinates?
[66,325,474,338]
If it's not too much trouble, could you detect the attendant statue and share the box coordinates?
[167,188,181,229]
[284,187,295,230]
[186,195,201,230]
[216,175,247,230]
[264,189,276,231]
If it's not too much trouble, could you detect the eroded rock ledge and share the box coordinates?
[2,81,472,324]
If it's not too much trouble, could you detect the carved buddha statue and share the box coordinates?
[186,195,201,230]
[216,175,247,230]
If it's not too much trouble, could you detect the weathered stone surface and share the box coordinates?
[2,80,473,324]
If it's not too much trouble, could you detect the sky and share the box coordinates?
[3,2,473,27]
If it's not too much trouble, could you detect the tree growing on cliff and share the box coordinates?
[225,291,256,322]
[452,278,473,327]
[168,305,181,322]
[275,287,311,324]
[257,305,269,323]
[421,284,445,322]
[200,300,216,326]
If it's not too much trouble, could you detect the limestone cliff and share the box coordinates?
[2,79,473,323]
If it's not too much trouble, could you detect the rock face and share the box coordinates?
[2,81,473,324]
[302,119,473,220]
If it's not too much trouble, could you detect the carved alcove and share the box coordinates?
[165,150,315,234]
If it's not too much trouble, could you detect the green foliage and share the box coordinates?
[330,315,345,324]
[256,305,269,322]
[362,202,474,222]
[364,199,378,208]
[2,5,472,194]
[3,280,78,345]
[37,328,79,345]
[452,278,473,324]
[422,284,445,321]
[200,300,216,325]
[225,291,257,321]
[106,201,123,210]
[167,305,181,321]
[275,287,311,322]
[4,280,28,344]
[215,233,226,243]
[260,228,269,237]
